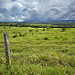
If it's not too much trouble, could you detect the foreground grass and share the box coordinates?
[0,26,75,75]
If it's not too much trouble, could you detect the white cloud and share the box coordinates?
[0,0,75,22]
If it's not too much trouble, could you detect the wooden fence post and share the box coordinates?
[4,30,11,69]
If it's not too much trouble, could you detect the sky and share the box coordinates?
[0,0,75,22]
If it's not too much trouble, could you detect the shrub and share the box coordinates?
[61,28,66,32]
[13,35,17,38]
[42,28,45,31]
[44,37,49,40]
[55,37,57,38]
[29,30,33,32]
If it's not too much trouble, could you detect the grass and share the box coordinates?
[0,26,75,75]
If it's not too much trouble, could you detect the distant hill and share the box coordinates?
[23,20,75,23]
[0,20,75,23]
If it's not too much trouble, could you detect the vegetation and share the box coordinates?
[61,28,66,32]
[0,22,75,28]
[0,23,75,75]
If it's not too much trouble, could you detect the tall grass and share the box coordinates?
[0,26,75,75]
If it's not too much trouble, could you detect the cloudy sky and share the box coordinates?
[0,0,75,22]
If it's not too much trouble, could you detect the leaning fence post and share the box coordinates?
[4,30,11,69]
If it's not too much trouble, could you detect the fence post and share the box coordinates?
[4,30,11,69]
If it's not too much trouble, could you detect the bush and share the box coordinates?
[19,34,22,36]
[29,30,33,32]
[13,35,17,38]
[44,37,49,40]
[55,37,57,38]
[61,28,66,32]
[42,28,45,31]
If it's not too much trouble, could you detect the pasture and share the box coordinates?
[0,26,75,75]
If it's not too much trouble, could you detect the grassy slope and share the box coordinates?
[0,26,75,75]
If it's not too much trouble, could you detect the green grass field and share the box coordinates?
[0,26,75,75]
